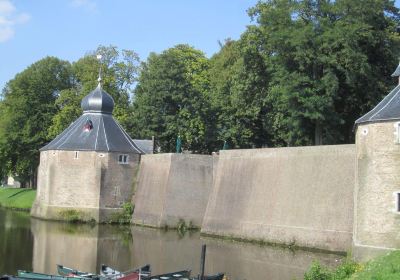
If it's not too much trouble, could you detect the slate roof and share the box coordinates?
[132,139,154,154]
[355,85,400,126]
[41,84,147,154]
[391,63,400,77]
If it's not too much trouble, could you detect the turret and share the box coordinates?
[353,64,400,259]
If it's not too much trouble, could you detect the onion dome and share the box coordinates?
[81,84,114,114]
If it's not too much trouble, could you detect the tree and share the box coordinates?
[209,31,270,149]
[248,0,400,145]
[48,45,140,139]
[0,57,72,187]
[132,44,213,153]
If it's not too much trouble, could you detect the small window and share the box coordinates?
[397,193,400,212]
[118,154,129,164]
[395,123,400,143]
[74,151,79,159]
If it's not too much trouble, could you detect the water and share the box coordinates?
[0,208,343,280]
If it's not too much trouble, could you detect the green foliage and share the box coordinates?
[108,202,134,224]
[0,57,72,185]
[58,209,86,223]
[132,44,215,153]
[209,35,270,148]
[304,259,359,280]
[249,0,400,146]
[0,0,399,176]
[349,251,400,279]
[48,45,140,138]
[0,187,36,210]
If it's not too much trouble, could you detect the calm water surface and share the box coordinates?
[0,208,343,280]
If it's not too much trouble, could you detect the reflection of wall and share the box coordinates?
[133,154,213,228]
[31,219,132,274]
[130,226,341,280]
[202,145,355,253]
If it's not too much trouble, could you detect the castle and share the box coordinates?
[32,65,400,259]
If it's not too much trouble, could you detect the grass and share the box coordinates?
[304,251,400,280]
[349,251,400,279]
[0,187,36,210]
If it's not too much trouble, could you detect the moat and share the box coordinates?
[0,208,343,280]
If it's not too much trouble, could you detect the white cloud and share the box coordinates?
[70,0,98,13]
[0,0,30,43]
[0,0,15,15]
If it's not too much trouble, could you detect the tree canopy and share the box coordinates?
[0,57,72,186]
[1,0,399,186]
[131,44,213,153]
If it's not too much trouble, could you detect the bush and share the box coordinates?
[304,260,359,280]
[108,203,134,224]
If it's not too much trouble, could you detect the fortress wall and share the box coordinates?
[202,145,356,252]
[100,152,140,209]
[32,150,137,222]
[353,122,400,260]
[132,153,213,228]
[31,151,102,221]
[132,154,173,227]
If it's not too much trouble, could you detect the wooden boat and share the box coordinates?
[17,271,93,280]
[143,270,191,280]
[56,265,98,278]
[100,265,151,279]
[195,273,225,280]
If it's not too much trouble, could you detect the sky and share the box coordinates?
[1,1,400,92]
[0,0,259,90]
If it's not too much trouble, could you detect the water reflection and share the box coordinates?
[0,208,343,280]
[0,210,33,274]
[31,219,133,274]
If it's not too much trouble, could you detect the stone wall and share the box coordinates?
[202,145,356,252]
[31,150,139,222]
[132,153,213,228]
[353,122,400,260]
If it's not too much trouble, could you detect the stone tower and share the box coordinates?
[353,64,400,258]
[31,80,149,222]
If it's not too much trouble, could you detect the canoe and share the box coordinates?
[17,271,93,280]
[197,274,225,280]
[56,265,98,278]
[100,265,151,279]
[143,270,191,280]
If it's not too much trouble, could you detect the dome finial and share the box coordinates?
[96,54,103,87]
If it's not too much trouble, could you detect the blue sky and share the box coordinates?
[0,0,258,90]
[1,0,400,91]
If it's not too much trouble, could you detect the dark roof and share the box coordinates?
[133,139,154,154]
[355,85,400,126]
[41,84,146,154]
[81,84,114,114]
[392,63,400,77]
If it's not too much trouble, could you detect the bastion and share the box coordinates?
[132,153,214,228]
[31,79,150,222]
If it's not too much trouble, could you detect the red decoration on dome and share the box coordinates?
[83,119,93,132]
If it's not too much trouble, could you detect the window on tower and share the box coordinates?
[118,154,129,164]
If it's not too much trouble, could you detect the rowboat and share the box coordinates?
[143,270,191,280]
[100,265,151,278]
[195,273,225,280]
[57,264,151,280]
[56,265,98,278]
[17,271,93,280]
